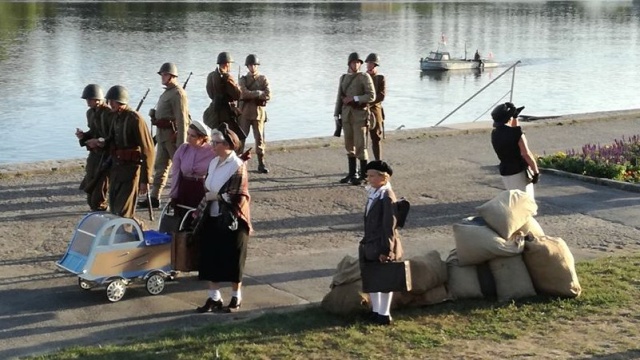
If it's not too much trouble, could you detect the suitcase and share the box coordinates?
[361,260,412,293]
[171,231,200,272]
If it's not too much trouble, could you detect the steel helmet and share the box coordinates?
[157,62,178,77]
[347,52,363,65]
[81,84,104,100]
[105,85,129,105]
[217,52,234,65]
[365,53,380,66]
[245,54,260,66]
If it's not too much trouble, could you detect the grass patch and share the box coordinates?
[31,254,640,360]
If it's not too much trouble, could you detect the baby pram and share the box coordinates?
[57,212,175,302]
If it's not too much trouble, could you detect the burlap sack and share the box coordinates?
[408,250,448,293]
[446,250,483,299]
[321,280,369,315]
[489,255,536,302]
[517,217,545,238]
[523,235,582,298]
[477,190,538,239]
[453,217,524,266]
[391,284,451,309]
[330,255,361,288]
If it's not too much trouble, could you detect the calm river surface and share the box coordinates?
[0,1,639,164]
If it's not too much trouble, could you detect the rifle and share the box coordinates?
[136,88,150,112]
[183,72,193,90]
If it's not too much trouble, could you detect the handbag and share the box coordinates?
[171,231,200,272]
[361,260,412,293]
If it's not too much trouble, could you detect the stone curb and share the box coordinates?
[541,168,640,193]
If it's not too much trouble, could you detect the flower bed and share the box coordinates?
[537,135,640,183]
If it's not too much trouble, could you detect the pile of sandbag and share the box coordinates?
[448,190,582,302]
[321,251,450,315]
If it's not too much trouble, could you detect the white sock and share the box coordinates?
[379,292,393,316]
[209,289,222,301]
[369,292,381,313]
[232,289,242,302]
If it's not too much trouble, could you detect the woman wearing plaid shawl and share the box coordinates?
[195,124,252,313]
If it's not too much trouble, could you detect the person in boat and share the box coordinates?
[75,84,112,211]
[139,62,190,210]
[365,53,386,161]
[490,102,540,201]
[334,52,376,185]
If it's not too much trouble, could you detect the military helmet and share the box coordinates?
[347,52,363,65]
[245,54,260,66]
[217,52,234,65]
[81,84,104,100]
[157,62,178,77]
[365,53,380,66]
[105,85,129,105]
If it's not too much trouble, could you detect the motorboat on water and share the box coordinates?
[420,43,498,71]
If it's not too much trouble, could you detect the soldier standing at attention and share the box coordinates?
[334,52,375,185]
[239,54,271,173]
[365,53,386,161]
[105,85,155,219]
[204,52,243,144]
[75,84,112,211]
[140,62,190,209]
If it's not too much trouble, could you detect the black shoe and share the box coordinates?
[374,313,393,326]
[349,176,362,186]
[225,296,242,313]
[257,163,269,174]
[365,311,378,322]
[138,197,160,209]
[195,297,224,313]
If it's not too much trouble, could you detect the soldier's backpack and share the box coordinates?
[395,197,410,229]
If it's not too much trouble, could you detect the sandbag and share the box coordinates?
[517,217,545,238]
[330,255,361,288]
[453,217,524,266]
[523,235,582,298]
[321,280,369,315]
[489,254,537,302]
[408,250,448,293]
[391,284,451,309]
[477,190,538,239]
[445,250,483,299]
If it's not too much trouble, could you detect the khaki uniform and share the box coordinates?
[79,104,112,211]
[151,83,189,198]
[239,71,271,156]
[368,73,386,161]
[334,72,375,160]
[203,68,243,140]
[108,107,155,219]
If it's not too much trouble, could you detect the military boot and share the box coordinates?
[358,160,368,183]
[257,154,269,174]
[340,157,357,184]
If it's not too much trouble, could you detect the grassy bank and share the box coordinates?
[30,254,640,360]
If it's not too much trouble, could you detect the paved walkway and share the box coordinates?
[1,110,640,358]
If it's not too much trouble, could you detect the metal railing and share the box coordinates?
[432,60,521,127]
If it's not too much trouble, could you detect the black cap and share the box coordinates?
[491,102,525,124]
[365,160,393,176]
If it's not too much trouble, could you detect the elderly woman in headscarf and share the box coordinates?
[359,160,402,326]
[490,102,540,201]
[195,123,252,314]
[168,121,215,225]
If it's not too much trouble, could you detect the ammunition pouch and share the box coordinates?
[152,118,175,129]
[113,149,142,163]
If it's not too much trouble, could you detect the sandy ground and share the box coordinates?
[2,109,640,359]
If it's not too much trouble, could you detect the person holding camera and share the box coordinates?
[490,102,540,201]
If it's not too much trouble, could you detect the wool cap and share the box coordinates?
[365,160,393,176]
[217,123,240,151]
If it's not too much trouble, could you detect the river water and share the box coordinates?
[0,1,639,164]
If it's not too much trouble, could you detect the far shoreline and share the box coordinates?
[2,108,640,177]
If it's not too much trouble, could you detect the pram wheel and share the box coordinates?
[78,278,93,291]
[145,272,166,295]
[106,278,127,302]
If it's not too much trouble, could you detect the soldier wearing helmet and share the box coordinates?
[203,52,243,144]
[75,84,112,211]
[334,52,376,185]
[105,85,155,219]
[140,62,191,209]
[365,53,386,162]
[238,54,272,174]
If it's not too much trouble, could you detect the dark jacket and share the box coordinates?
[359,188,403,262]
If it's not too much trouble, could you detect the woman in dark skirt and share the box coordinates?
[195,123,252,313]
[359,160,402,326]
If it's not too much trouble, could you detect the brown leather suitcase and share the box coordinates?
[361,260,412,293]
[171,231,199,272]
